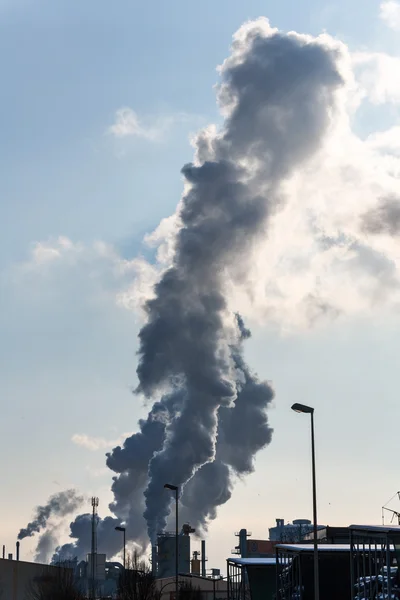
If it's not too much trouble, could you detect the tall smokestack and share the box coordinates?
[201,540,206,577]
[2,545,4,559]
[16,541,20,561]
[151,545,157,577]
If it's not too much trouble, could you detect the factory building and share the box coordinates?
[232,529,278,558]
[0,555,72,600]
[156,574,228,600]
[269,518,325,542]
[232,519,327,560]
[155,523,199,578]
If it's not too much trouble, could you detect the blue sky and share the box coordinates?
[2,0,400,571]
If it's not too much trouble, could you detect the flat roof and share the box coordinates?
[276,544,351,553]
[276,543,395,553]
[227,558,276,566]
[350,524,400,534]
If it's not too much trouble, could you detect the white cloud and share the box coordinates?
[7,30,400,341]
[352,51,400,104]
[108,107,195,141]
[380,1,400,30]
[120,37,400,334]
[73,433,132,451]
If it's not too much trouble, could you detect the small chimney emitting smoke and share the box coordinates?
[16,541,20,561]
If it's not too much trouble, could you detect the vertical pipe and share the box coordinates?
[349,529,354,597]
[16,541,20,561]
[310,411,319,600]
[175,488,179,600]
[2,545,5,559]
[152,545,157,577]
[386,535,391,598]
[91,502,95,600]
[201,541,206,577]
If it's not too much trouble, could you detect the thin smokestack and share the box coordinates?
[201,540,206,577]
[16,541,20,561]
[2,545,4,559]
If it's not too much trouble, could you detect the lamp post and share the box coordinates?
[291,403,319,600]
[164,483,179,600]
[115,526,126,570]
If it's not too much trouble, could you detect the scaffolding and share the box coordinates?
[227,557,276,600]
[275,544,352,600]
[349,525,400,599]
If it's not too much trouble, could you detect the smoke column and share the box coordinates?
[35,529,59,563]
[18,489,84,540]
[137,18,344,542]
[32,17,347,559]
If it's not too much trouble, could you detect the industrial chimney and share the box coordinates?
[191,551,200,575]
[2,545,5,559]
[8,554,12,560]
[151,545,157,577]
[16,541,20,561]
[201,540,206,577]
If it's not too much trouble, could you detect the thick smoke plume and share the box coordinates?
[32,17,350,559]
[18,490,84,540]
[137,19,344,542]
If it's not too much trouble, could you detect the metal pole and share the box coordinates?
[123,529,126,571]
[310,411,319,600]
[175,488,179,600]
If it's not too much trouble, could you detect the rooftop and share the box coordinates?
[350,524,400,534]
[276,543,395,553]
[276,544,351,553]
[227,558,276,566]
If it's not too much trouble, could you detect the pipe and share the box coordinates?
[16,541,20,561]
[152,545,157,577]
[2,545,5,559]
[201,540,206,577]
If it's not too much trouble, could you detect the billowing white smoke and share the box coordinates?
[22,16,400,560]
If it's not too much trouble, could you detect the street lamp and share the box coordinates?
[291,403,319,600]
[164,484,179,600]
[115,526,126,570]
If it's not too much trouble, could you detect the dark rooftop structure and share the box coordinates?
[350,524,400,599]
[276,544,352,600]
[227,557,276,600]
[302,525,350,544]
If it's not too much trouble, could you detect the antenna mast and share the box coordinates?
[381,491,400,525]
[90,497,99,600]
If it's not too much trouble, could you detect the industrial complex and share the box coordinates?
[5,512,400,599]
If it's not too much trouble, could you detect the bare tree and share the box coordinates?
[117,550,159,600]
[178,581,203,600]
[25,565,85,600]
